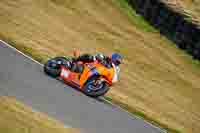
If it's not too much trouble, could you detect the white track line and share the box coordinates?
[0,40,44,66]
[0,39,166,133]
[0,40,74,129]
[101,97,166,133]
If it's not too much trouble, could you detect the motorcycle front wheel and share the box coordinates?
[83,77,109,97]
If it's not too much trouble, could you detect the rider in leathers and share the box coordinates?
[71,51,122,83]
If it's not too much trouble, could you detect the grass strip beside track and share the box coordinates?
[0,96,79,133]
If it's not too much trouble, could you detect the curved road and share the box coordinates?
[0,41,164,133]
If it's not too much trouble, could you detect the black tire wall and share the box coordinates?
[127,0,200,60]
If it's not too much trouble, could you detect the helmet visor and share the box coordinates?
[114,59,121,66]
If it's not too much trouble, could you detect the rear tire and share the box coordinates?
[83,77,109,98]
[44,57,68,78]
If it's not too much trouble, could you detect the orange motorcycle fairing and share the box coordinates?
[60,66,80,88]
[79,62,115,88]
[60,62,115,91]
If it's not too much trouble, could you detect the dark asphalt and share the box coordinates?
[0,41,164,133]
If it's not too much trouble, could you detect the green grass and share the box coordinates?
[116,0,157,32]
[104,96,113,102]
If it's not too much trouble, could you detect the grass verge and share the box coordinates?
[0,96,79,133]
[116,0,157,32]
[104,96,181,133]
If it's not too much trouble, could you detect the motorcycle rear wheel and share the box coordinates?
[44,57,68,77]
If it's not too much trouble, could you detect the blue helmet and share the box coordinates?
[111,53,122,66]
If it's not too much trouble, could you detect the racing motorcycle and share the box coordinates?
[44,57,115,97]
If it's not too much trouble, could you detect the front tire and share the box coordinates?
[83,77,110,97]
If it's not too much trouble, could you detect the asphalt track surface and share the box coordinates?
[0,41,164,133]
